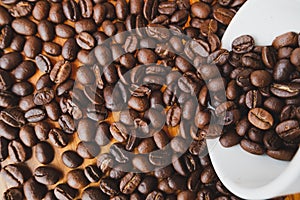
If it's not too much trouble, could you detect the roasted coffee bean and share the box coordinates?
[273,59,294,82]
[57,79,74,96]
[33,87,55,106]
[146,191,164,200]
[166,105,181,127]
[24,178,48,200]
[191,2,210,19]
[240,139,265,155]
[110,143,130,164]
[49,128,69,148]
[24,108,46,123]
[76,32,95,50]
[35,54,52,73]
[38,20,55,42]
[76,66,95,85]
[263,130,283,150]
[272,31,298,49]
[267,148,297,161]
[49,3,65,24]
[63,0,80,21]
[291,47,300,67]
[8,140,31,163]
[2,164,30,188]
[275,120,300,142]
[138,176,157,194]
[232,35,254,54]
[262,46,277,68]
[219,130,241,147]
[34,166,61,185]
[50,60,72,84]
[100,178,120,196]
[0,6,12,26]
[79,0,93,18]
[12,18,36,36]
[55,24,75,39]
[82,187,107,200]
[32,0,50,20]
[248,108,274,130]
[43,42,62,56]
[0,136,9,161]
[62,150,83,168]
[43,190,57,200]
[75,19,97,33]
[270,83,300,98]
[76,141,100,159]
[19,125,38,147]
[23,36,42,59]
[143,0,158,20]
[0,25,13,49]
[94,122,111,146]
[67,169,90,189]
[0,52,23,71]
[62,38,79,61]
[93,4,106,25]
[84,165,102,183]
[11,81,34,97]
[120,173,142,194]
[10,35,25,52]
[12,60,36,81]
[77,118,96,141]
[0,108,25,128]
[54,183,78,200]
[0,69,13,91]
[133,155,154,173]
[36,74,53,89]
[3,188,24,200]
[250,70,272,87]
[213,7,234,25]
[35,141,54,164]
[137,137,156,154]
[34,121,50,141]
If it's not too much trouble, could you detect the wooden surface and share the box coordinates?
[0,0,299,199]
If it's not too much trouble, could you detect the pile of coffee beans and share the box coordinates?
[216,32,300,161]
[0,0,291,199]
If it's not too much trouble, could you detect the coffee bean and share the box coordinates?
[166,105,181,127]
[240,139,265,155]
[38,20,55,42]
[146,191,164,200]
[291,47,300,67]
[267,148,297,161]
[62,38,79,61]
[232,35,254,54]
[54,183,78,200]
[84,165,102,182]
[100,178,120,196]
[62,150,83,168]
[10,35,25,52]
[49,3,65,24]
[82,187,107,200]
[32,0,50,20]
[132,155,154,173]
[55,24,75,39]
[9,1,32,18]
[270,83,300,98]
[248,108,274,130]
[276,120,300,142]
[250,70,272,87]
[273,59,294,82]
[0,6,12,26]
[50,60,72,84]
[67,169,90,189]
[75,19,97,33]
[0,25,13,49]
[191,2,211,19]
[120,172,142,194]
[49,128,69,148]
[143,0,158,20]
[79,0,93,18]
[219,130,241,147]
[35,141,54,164]
[272,31,298,49]
[0,52,23,71]
[12,18,37,36]
[24,36,42,59]
[2,164,30,188]
[24,178,48,200]
[3,188,23,200]
[63,0,80,22]
[34,166,61,185]
[43,42,62,56]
